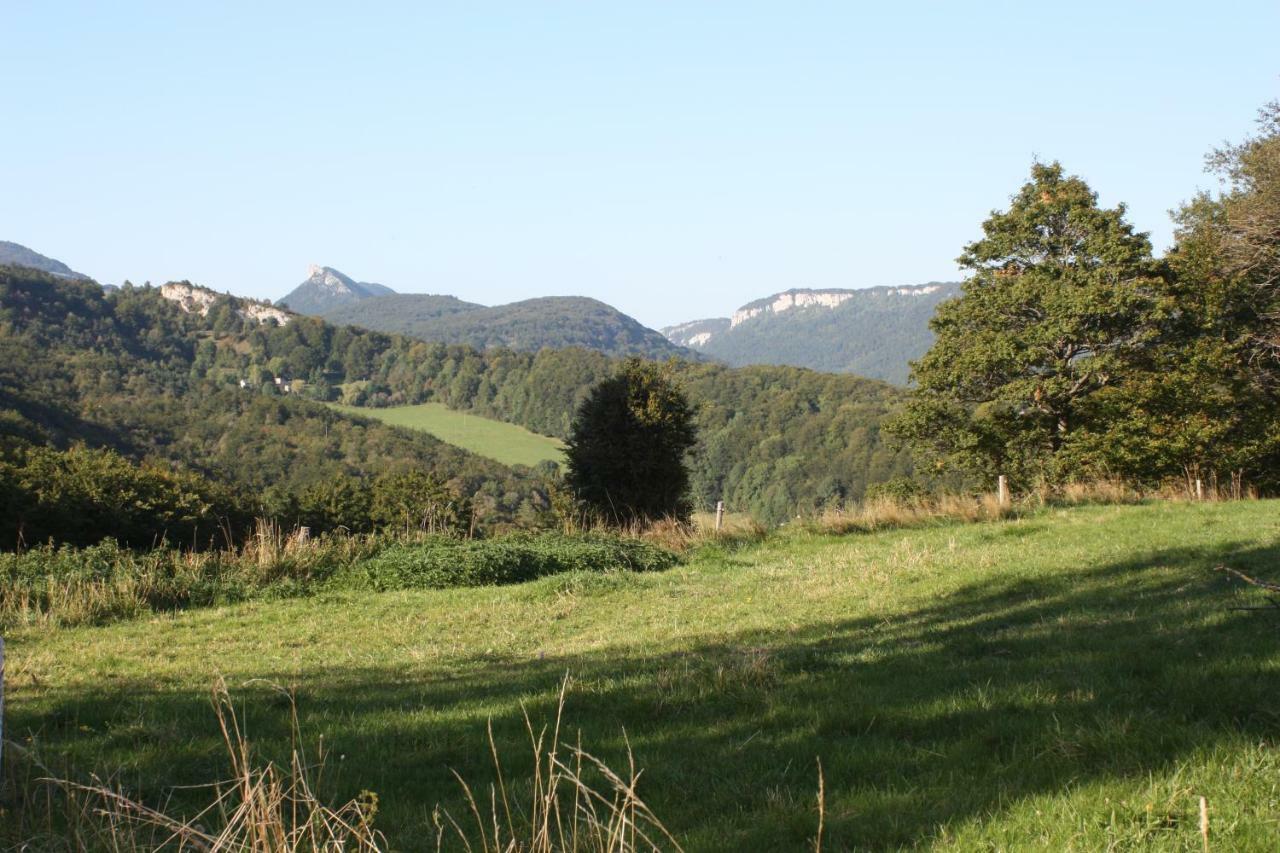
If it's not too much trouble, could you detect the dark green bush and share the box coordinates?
[338,534,679,591]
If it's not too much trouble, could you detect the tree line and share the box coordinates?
[890,103,1280,494]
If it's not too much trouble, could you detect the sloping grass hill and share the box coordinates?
[6,501,1280,849]
[330,402,565,469]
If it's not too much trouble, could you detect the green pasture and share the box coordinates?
[6,501,1280,849]
[331,402,565,469]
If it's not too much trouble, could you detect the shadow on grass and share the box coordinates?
[9,539,1280,850]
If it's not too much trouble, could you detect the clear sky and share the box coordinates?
[3,2,1277,328]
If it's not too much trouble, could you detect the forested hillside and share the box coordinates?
[317,292,690,360]
[213,307,911,521]
[1,268,911,525]
[0,267,545,544]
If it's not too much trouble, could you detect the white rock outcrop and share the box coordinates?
[159,282,291,325]
[729,285,942,328]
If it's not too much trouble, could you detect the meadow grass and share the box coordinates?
[4,501,1280,849]
[330,402,566,469]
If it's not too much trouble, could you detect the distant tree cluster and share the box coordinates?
[891,102,1280,493]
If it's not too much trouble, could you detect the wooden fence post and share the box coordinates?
[715,501,725,532]
[1196,478,1204,501]
[997,475,1010,508]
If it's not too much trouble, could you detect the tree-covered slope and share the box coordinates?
[663,283,960,384]
[3,267,912,524]
[0,266,541,526]
[235,321,912,522]
[320,293,691,360]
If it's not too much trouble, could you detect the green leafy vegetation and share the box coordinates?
[6,501,1279,849]
[0,530,677,629]
[340,534,677,591]
[329,402,565,469]
[893,108,1280,494]
[892,162,1167,484]
[0,267,550,542]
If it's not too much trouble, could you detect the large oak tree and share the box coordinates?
[890,162,1166,484]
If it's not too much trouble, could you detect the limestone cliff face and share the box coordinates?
[159,282,292,325]
[660,282,961,383]
[661,317,731,349]
[731,285,943,328]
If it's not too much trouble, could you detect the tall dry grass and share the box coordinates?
[3,677,684,852]
[4,678,385,851]
[811,492,1015,536]
[438,676,683,852]
[807,477,1258,537]
[1,523,406,630]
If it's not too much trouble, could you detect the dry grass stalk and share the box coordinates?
[813,758,825,853]
[27,677,386,851]
[439,675,683,853]
[10,676,682,852]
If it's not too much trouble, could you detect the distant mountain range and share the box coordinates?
[662,283,961,384]
[0,241,958,382]
[279,265,689,360]
[0,241,90,280]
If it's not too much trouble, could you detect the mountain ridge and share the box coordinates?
[0,240,90,280]
[280,265,690,360]
[662,282,961,384]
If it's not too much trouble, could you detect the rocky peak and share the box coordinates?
[277,265,395,314]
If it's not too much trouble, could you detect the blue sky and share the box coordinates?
[3,2,1277,328]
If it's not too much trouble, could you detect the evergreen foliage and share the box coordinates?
[894,106,1280,493]
[564,359,699,524]
[890,162,1168,484]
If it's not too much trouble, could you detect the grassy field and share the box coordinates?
[6,501,1280,849]
[331,402,565,469]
